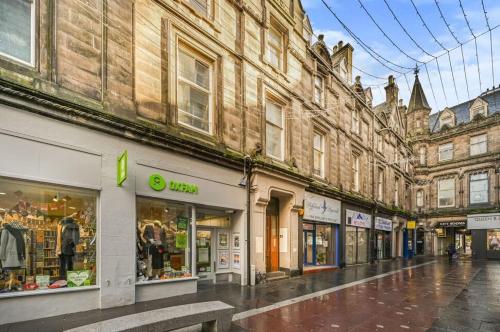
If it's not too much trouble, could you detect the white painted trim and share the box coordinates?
[0,286,99,299]
[135,277,199,286]
[0,171,102,191]
[232,260,437,321]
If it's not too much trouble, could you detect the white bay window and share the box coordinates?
[470,173,488,204]
[438,178,455,208]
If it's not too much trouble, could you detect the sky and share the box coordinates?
[302,0,500,112]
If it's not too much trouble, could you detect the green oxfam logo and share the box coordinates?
[148,174,199,194]
[149,174,166,191]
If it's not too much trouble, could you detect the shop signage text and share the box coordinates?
[346,209,372,229]
[149,174,199,194]
[436,221,466,228]
[117,150,128,186]
[303,192,341,224]
[375,217,392,232]
[467,213,500,230]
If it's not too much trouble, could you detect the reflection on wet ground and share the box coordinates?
[233,259,500,331]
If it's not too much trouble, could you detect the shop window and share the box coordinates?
[416,190,424,207]
[265,99,284,160]
[136,198,192,281]
[351,154,359,192]
[0,0,35,65]
[438,178,455,208]
[470,134,487,156]
[177,48,212,134]
[438,143,453,162]
[189,0,209,16]
[487,230,500,251]
[314,75,324,106]
[0,177,97,292]
[268,25,284,70]
[312,131,324,178]
[469,173,488,205]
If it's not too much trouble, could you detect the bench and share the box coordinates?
[64,301,234,332]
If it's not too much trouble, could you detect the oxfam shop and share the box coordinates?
[134,162,246,301]
[302,192,341,270]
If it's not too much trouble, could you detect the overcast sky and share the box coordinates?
[302,0,500,112]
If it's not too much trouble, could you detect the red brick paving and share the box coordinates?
[233,262,477,331]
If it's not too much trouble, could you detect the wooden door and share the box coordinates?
[266,214,279,272]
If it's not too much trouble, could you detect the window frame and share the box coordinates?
[0,0,36,67]
[394,177,399,207]
[438,143,453,162]
[312,130,325,178]
[469,172,489,205]
[176,47,213,135]
[351,109,360,135]
[314,75,324,106]
[419,147,426,166]
[268,25,284,70]
[188,0,210,17]
[352,153,359,192]
[377,168,384,201]
[416,190,424,208]
[438,178,455,208]
[265,98,285,161]
[470,134,487,156]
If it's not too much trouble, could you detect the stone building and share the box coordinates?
[407,71,500,260]
[0,0,412,324]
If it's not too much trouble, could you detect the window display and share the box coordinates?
[0,177,97,293]
[136,198,192,281]
[487,230,500,251]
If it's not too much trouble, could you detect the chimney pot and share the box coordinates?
[338,40,343,48]
[318,34,324,41]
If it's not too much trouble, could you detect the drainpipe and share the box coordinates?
[245,156,253,286]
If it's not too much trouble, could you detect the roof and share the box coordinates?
[408,74,431,112]
[429,86,500,132]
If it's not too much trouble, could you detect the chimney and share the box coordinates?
[385,75,399,106]
[338,40,343,49]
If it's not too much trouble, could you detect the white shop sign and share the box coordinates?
[467,213,500,230]
[375,217,392,232]
[303,192,341,224]
[346,209,372,229]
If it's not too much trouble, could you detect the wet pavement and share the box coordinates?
[2,257,499,331]
[233,258,500,332]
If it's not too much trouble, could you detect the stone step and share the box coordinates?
[266,271,287,281]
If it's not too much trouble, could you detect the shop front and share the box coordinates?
[345,209,372,265]
[0,103,247,324]
[467,213,500,260]
[302,192,341,271]
[374,217,392,260]
[434,220,468,256]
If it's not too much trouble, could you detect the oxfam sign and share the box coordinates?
[149,174,199,194]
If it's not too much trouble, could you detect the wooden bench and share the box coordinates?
[64,301,234,332]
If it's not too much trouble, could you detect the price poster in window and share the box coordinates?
[232,233,240,250]
[232,252,240,269]
[176,232,187,249]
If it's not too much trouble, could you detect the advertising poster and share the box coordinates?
[232,233,240,250]
[176,232,187,249]
[218,232,229,249]
[217,250,229,269]
[232,252,240,269]
[67,270,91,287]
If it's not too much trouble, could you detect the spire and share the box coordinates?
[408,69,431,112]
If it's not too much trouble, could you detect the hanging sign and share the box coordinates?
[407,221,416,229]
[117,150,128,186]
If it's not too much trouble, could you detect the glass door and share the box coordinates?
[346,226,356,265]
[303,230,315,265]
[196,229,214,281]
[377,233,383,260]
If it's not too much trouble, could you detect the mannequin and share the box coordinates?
[0,221,26,290]
[142,220,166,279]
[56,214,80,279]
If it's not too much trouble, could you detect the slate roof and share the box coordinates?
[408,74,431,112]
[429,86,500,132]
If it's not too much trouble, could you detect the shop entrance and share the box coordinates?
[266,198,280,272]
[416,228,425,255]
[196,229,214,281]
[303,222,336,266]
[303,228,315,265]
[375,231,391,260]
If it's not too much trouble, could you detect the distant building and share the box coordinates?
[407,70,500,260]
